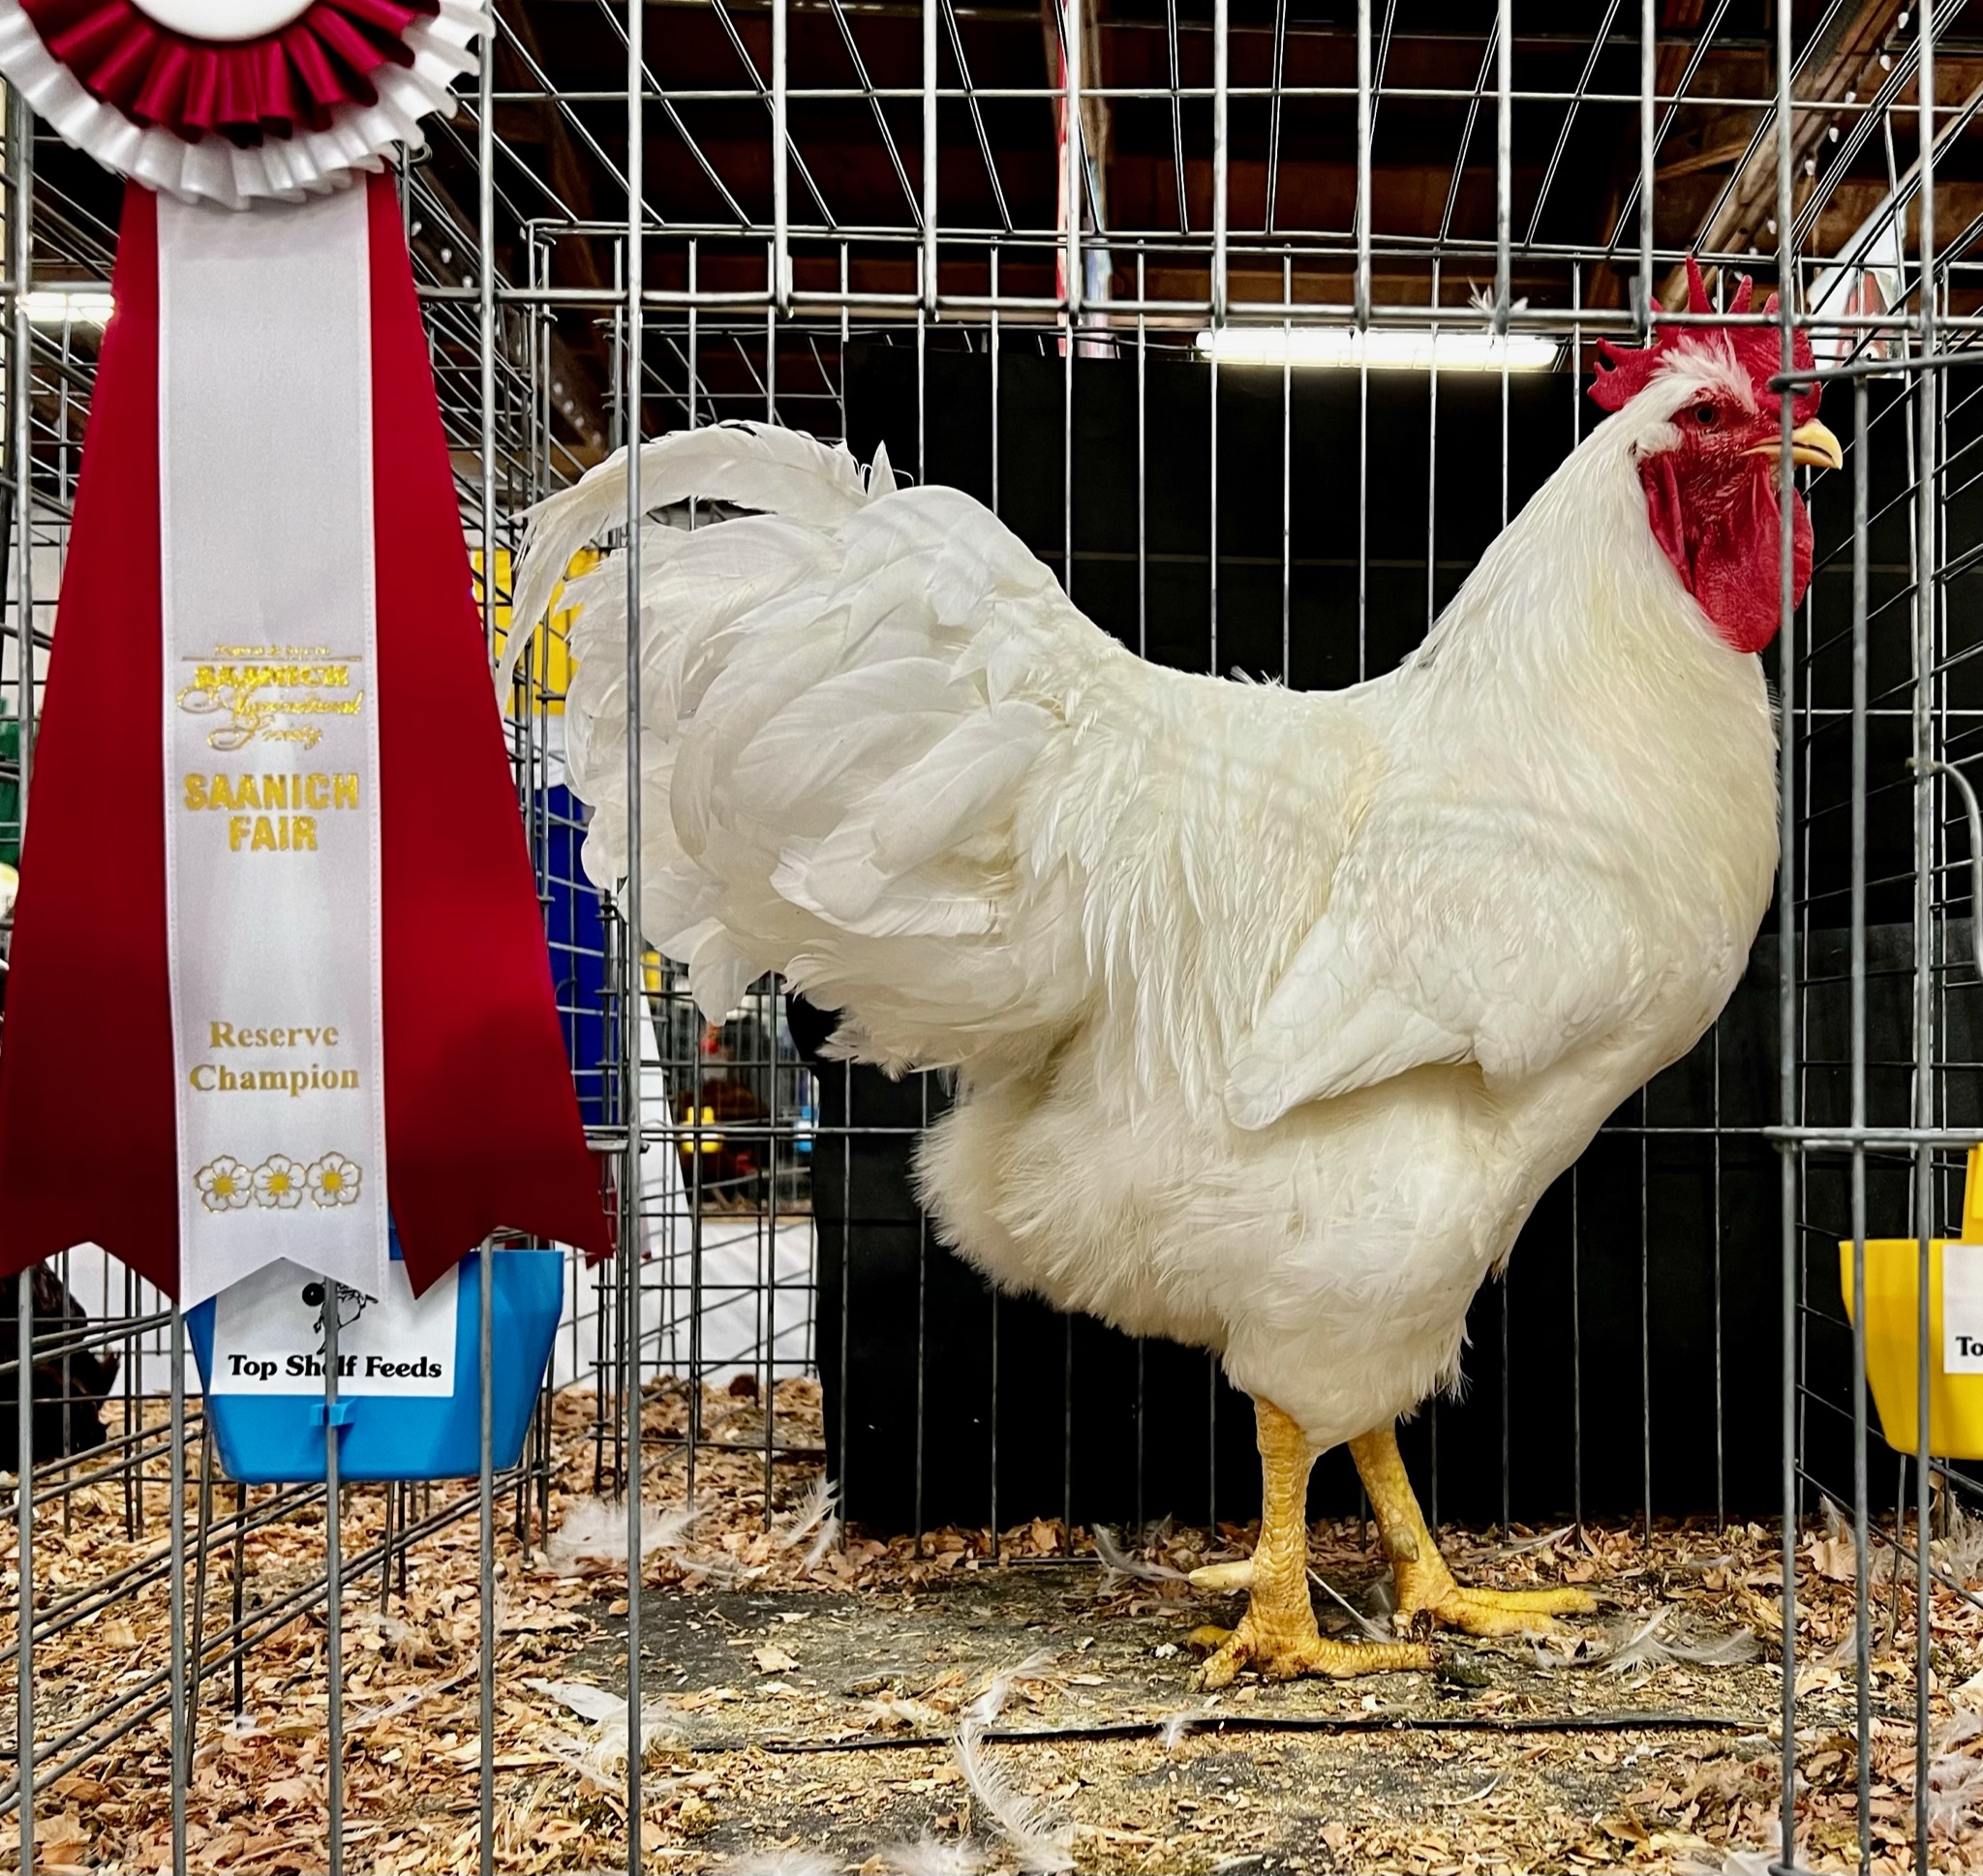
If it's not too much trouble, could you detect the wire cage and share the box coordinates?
[0,0,1980,1871]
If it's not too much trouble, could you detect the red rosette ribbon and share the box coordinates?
[0,0,476,202]
[0,0,600,1306]
[16,0,437,146]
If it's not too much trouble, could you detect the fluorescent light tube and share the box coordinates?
[22,290,114,325]
[1196,326,1559,372]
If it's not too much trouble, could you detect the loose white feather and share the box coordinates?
[1307,1569,1397,1644]
[963,1649,1060,1724]
[540,1496,696,1577]
[777,1474,841,1568]
[1940,1504,1983,1588]
[722,1850,843,1876]
[1713,1839,1783,1874]
[526,1678,640,1726]
[1931,1742,1983,1838]
[526,1677,683,1783]
[1091,1525,1186,1584]
[878,1834,986,1874]
[952,1720,1076,1874]
[1587,1604,1757,1675]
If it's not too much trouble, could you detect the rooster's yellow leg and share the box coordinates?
[1346,1421,1596,1638]
[1189,1400,1431,1688]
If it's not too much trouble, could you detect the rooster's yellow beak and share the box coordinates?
[1745,417,1845,472]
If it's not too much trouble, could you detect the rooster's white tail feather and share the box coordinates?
[500,421,871,698]
[510,422,1111,1070]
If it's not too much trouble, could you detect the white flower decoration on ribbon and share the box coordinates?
[195,1156,252,1214]
[307,1152,362,1209]
[252,1155,305,1210]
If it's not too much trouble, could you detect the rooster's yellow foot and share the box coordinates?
[1348,1424,1598,1640]
[1393,1561,1596,1640]
[1186,1616,1430,1689]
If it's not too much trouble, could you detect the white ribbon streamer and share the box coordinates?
[160,187,389,1307]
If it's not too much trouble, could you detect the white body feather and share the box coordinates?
[521,349,1778,1453]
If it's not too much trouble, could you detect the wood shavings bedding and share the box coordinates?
[6,1379,1983,1874]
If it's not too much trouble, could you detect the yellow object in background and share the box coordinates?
[474,546,599,714]
[1841,1146,1983,1460]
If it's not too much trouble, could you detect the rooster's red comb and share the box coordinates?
[1589,256,1817,423]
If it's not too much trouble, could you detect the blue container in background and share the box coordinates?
[187,1229,564,1485]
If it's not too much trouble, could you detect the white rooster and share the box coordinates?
[508,262,1839,1685]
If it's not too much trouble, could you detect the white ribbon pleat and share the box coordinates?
[159,186,389,1308]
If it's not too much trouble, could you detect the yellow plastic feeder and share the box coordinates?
[1840,1146,1983,1460]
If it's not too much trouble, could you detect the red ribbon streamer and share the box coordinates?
[0,175,612,1299]
[17,0,433,143]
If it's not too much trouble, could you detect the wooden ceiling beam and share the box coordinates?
[1662,0,1905,305]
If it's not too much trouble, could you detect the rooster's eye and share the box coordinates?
[1692,402,1719,428]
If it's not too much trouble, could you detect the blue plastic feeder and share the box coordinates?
[188,1228,564,1484]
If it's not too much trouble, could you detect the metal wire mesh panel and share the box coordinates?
[1,1,1981,1871]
